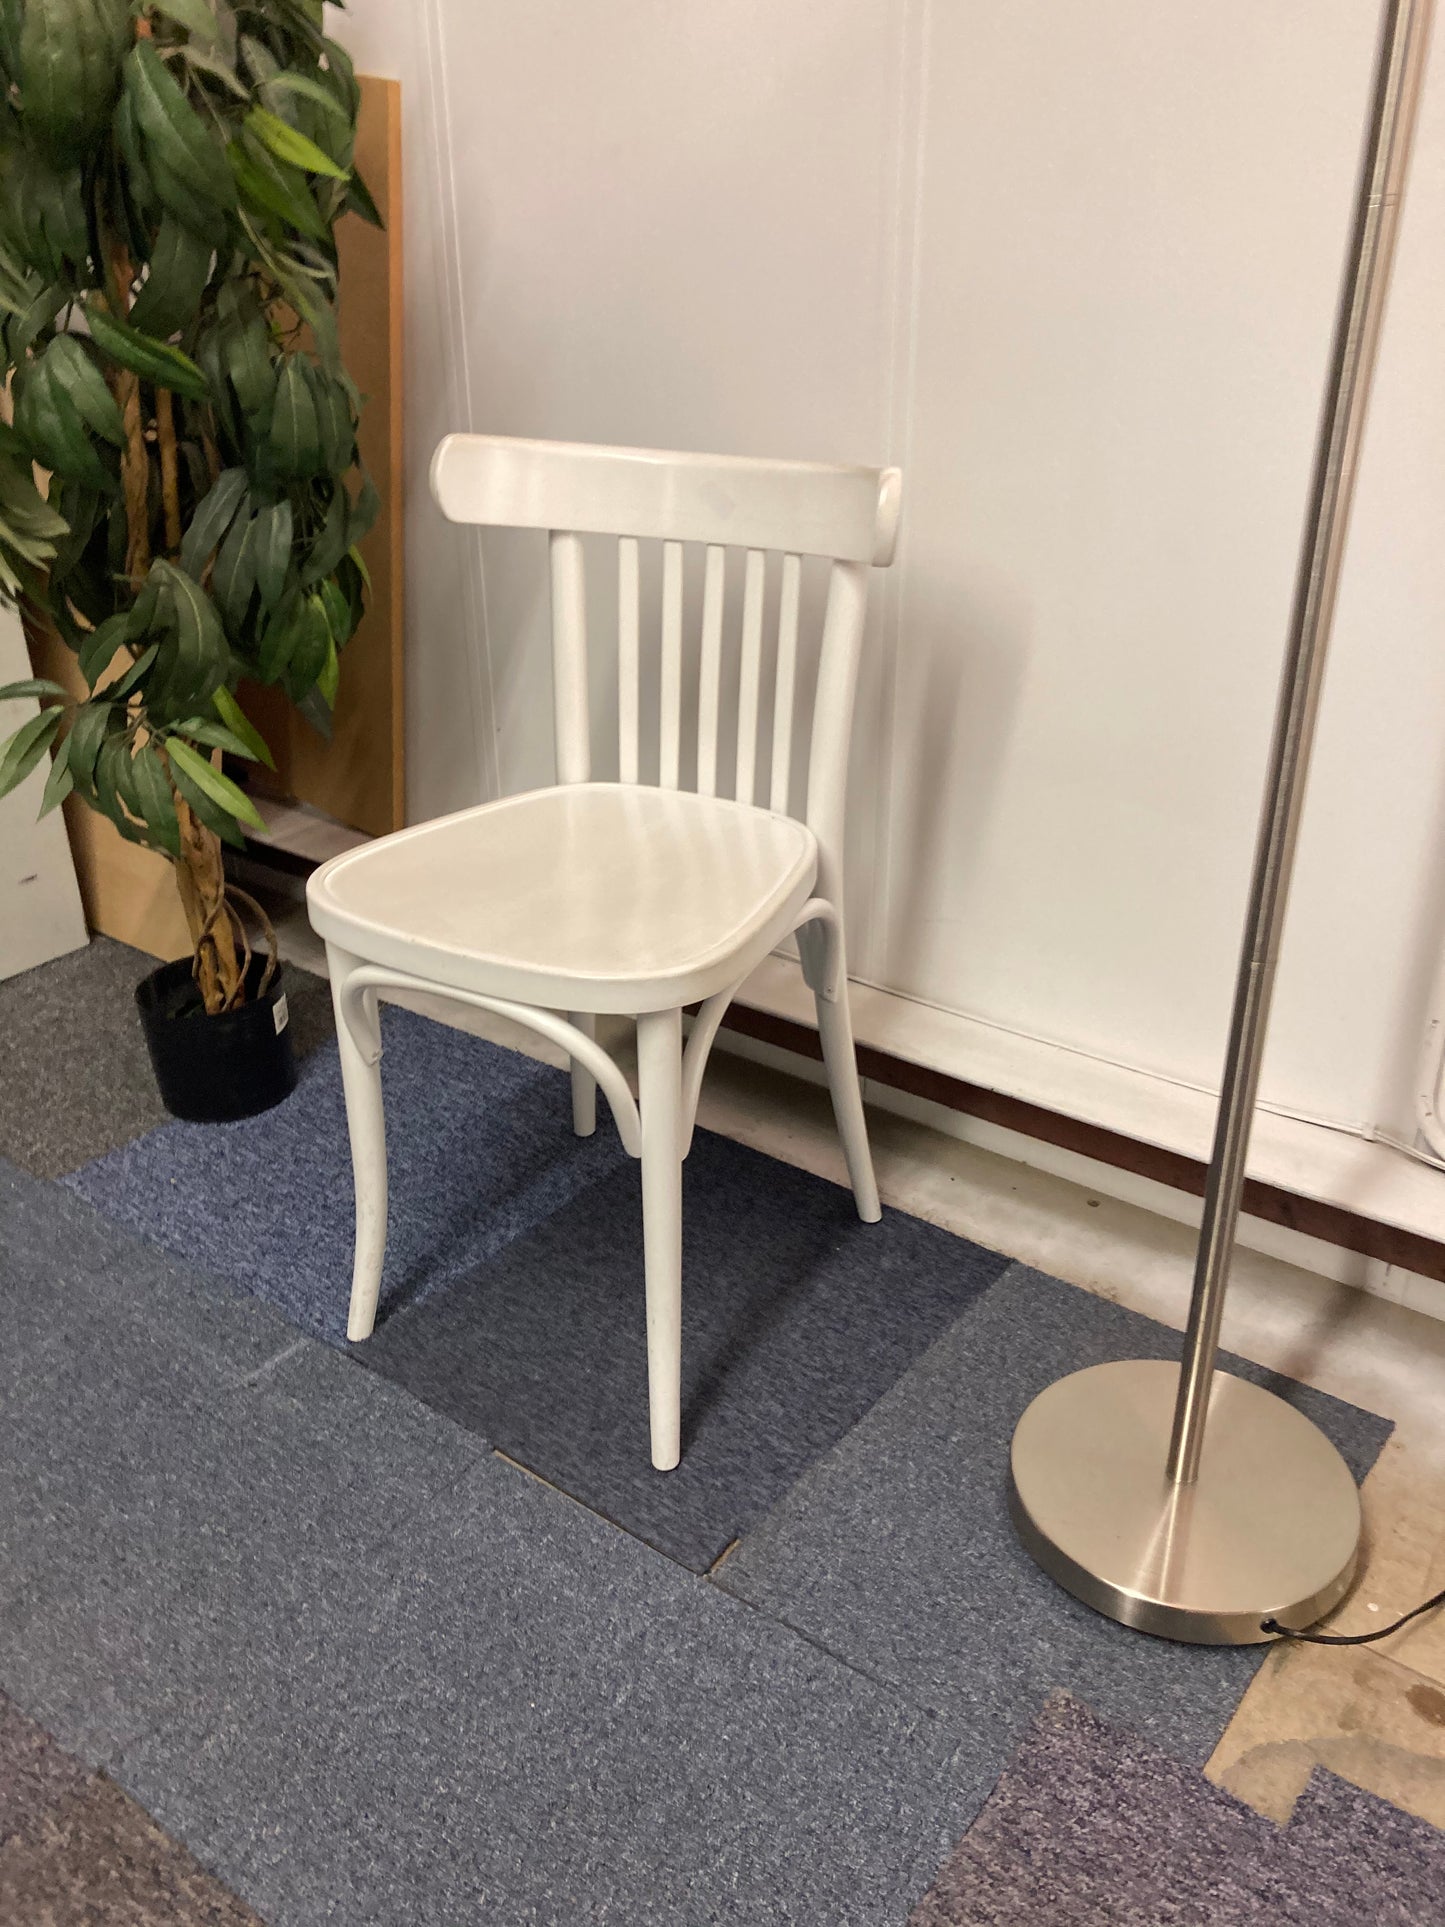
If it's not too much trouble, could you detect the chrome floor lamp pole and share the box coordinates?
[1009,0,1434,1645]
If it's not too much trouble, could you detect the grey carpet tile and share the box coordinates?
[66,1003,629,1340]
[0,936,333,1179]
[906,1691,1445,1926]
[1,1250,983,1926]
[0,1327,488,1768]
[359,1126,1010,1570]
[107,1452,979,1927]
[1,1689,265,1925]
[719,1263,1393,1773]
[0,1157,301,1397]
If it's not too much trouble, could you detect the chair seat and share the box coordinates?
[307,783,819,1014]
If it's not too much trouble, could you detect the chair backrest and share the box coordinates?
[430,434,902,902]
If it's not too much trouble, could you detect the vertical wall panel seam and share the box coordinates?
[421,0,501,804]
[872,0,932,987]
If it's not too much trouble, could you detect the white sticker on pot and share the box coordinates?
[273,993,289,1035]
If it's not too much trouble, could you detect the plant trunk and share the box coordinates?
[172,793,243,1014]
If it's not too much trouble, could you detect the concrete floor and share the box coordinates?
[275,897,1445,1837]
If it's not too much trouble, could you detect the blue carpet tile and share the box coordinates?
[64,1003,628,1340]
[65,1005,1012,1570]
[0,1180,983,1925]
[908,1691,1444,1925]
[719,1263,1392,1780]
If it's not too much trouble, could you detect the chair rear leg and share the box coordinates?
[328,945,388,1340]
[637,1007,683,1471]
[569,1011,598,1137]
[800,919,882,1224]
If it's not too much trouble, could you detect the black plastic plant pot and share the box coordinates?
[135,953,298,1124]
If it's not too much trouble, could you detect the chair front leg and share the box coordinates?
[568,1010,598,1137]
[328,944,389,1340]
[637,1006,684,1471]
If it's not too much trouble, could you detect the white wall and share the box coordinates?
[331,1,1445,1160]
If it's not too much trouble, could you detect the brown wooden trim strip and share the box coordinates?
[720,1001,1445,1286]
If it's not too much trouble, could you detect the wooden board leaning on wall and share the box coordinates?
[25,74,404,960]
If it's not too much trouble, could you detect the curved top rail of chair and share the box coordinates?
[430,433,903,567]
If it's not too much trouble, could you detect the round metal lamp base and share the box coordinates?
[1009,1360,1362,1645]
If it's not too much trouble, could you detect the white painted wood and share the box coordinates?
[311,432,900,1467]
[734,548,764,805]
[805,560,870,907]
[311,783,818,1014]
[328,945,388,1342]
[433,434,901,564]
[0,606,85,982]
[637,1004,684,1470]
[696,543,726,797]
[798,912,880,1221]
[659,539,683,788]
[569,1009,598,1136]
[617,536,640,784]
[770,552,801,814]
[345,961,643,1154]
[548,530,590,784]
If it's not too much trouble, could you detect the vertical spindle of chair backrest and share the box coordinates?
[549,530,590,783]
[659,540,684,788]
[769,552,801,812]
[617,536,640,783]
[695,545,726,797]
[805,559,869,902]
[734,548,765,803]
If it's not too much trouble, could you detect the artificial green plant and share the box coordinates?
[0,0,377,1012]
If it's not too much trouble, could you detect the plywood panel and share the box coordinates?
[246,74,405,836]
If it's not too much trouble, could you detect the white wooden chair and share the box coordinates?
[307,435,903,1470]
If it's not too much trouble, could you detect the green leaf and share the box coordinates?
[62,699,113,787]
[344,165,383,230]
[301,480,347,584]
[127,217,214,338]
[245,105,348,180]
[44,336,126,446]
[0,704,63,798]
[257,590,303,682]
[108,641,158,700]
[172,715,258,759]
[0,677,68,703]
[319,573,351,649]
[167,735,265,830]
[142,0,217,41]
[284,590,329,694]
[315,630,338,706]
[229,133,328,241]
[168,749,246,848]
[78,613,132,686]
[125,38,236,221]
[268,357,320,476]
[128,740,181,854]
[19,0,130,157]
[212,683,275,768]
[38,727,73,815]
[345,540,371,593]
[261,70,350,127]
[150,559,230,711]
[179,468,248,578]
[86,303,210,401]
[13,360,115,490]
[211,506,257,632]
[253,497,293,609]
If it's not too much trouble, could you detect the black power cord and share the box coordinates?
[1262,1583,1445,1645]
